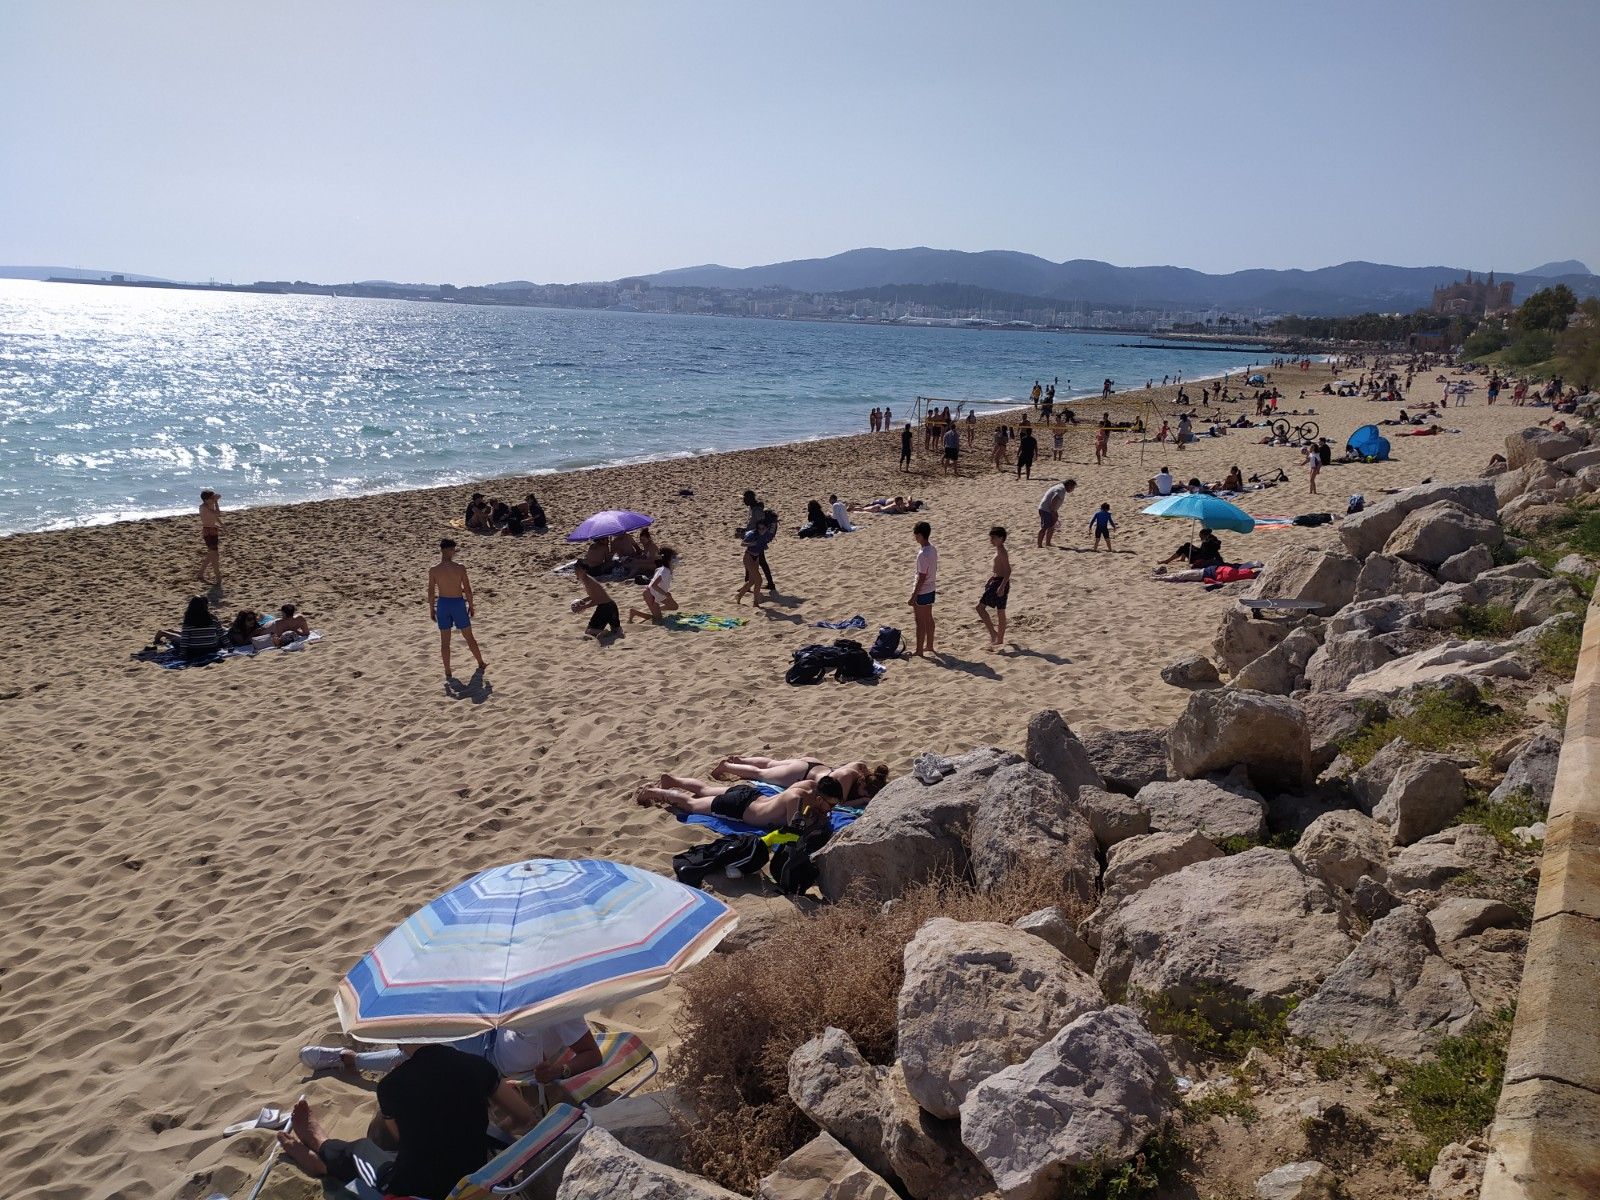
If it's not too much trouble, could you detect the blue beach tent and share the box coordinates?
[1347,424,1390,462]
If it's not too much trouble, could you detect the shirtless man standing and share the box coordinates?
[198,490,223,585]
[975,525,1011,649]
[427,539,486,677]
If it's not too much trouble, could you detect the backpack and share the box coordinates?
[768,816,835,895]
[786,643,843,686]
[832,639,877,682]
[672,834,770,887]
[869,626,903,661]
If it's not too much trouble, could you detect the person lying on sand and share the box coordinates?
[273,1045,537,1199]
[636,773,828,827]
[850,496,922,514]
[711,756,889,802]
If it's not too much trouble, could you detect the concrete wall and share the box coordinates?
[1481,591,1600,1199]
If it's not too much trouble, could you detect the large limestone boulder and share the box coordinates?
[1168,688,1311,792]
[1079,830,1222,948]
[1554,446,1600,475]
[1387,825,1501,893]
[1024,710,1104,800]
[1081,727,1168,795]
[1242,546,1361,616]
[1293,809,1391,891]
[788,1029,895,1183]
[1232,626,1321,695]
[1511,577,1579,629]
[897,918,1104,1120]
[968,762,1099,902]
[813,748,1019,902]
[556,1128,743,1200]
[1213,604,1296,675]
[1437,544,1494,584]
[1287,905,1476,1056]
[1352,740,1466,845]
[1506,427,1582,469]
[1301,692,1385,774]
[957,1005,1171,1200]
[756,1133,897,1200]
[1094,848,1355,1016]
[1161,652,1222,689]
[1352,552,1441,602]
[1069,784,1150,851]
[1382,500,1503,569]
[1339,479,1497,559]
[1489,729,1561,808]
[1136,776,1267,842]
[1344,639,1530,695]
[879,1064,993,1200]
[1427,897,1522,943]
[1013,907,1096,972]
[1302,631,1396,693]
[1427,1141,1487,1200]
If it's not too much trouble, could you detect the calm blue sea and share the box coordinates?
[0,279,1270,534]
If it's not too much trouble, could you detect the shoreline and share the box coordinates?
[4,360,1277,539]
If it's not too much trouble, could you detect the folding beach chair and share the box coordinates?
[508,1029,659,1110]
[324,1103,591,1200]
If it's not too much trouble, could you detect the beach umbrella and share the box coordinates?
[334,858,737,1043]
[1141,493,1256,534]
[566,509,653,543]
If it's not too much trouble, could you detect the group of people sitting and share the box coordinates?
[150,596,310,659]
[636,753,891,828]
[1145,464,1251,498]
[465,492,548,537]
[798,496,857,537]
[283,1014,605,1198]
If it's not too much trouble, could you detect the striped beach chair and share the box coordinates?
[326,1104,591,1200]
[509,1029,659,1110]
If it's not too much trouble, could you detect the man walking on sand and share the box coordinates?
[975,525,1010,649]
[909,520,938,657]
[900,422,913,472]
[428,539,486,677]
[198,489,223,585]
[1038,478,1076,548]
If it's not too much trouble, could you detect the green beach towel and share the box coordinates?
[664,613,748,632]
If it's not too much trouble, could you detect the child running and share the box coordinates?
[1089,503,1116,550]
[975,525,1011,649]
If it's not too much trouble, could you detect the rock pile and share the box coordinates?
[556,429,1587,1200]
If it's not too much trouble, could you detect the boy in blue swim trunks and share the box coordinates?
[428,539,487,678]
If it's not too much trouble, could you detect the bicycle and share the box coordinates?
[1271,418,1319,442]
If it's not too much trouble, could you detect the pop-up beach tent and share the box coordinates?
[1347,424,1391,462]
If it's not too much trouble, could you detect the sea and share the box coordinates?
[0,279,1272,535]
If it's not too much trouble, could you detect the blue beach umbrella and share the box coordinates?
[334,858,737,1042]
[1141,493,1256,534]
[566,509,653,543]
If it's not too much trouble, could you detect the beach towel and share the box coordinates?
[677,806,862,838]
[225,631,324,656]
[664,613,747,632]
[813,615,867,631]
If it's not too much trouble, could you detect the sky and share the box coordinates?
[2,0,1597,285]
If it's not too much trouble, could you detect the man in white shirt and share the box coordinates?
[1037,478,1076,548]
[909,520,938,656]
[1149,466,1174,496]
[829,494,855,532]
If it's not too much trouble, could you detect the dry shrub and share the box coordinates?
[669,862,1088,1191]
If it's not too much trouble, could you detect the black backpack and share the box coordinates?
[869,626,903,660]
[832,638,877,682]
[769,815,836,895]
[672,834,770,886]
[786,643,843,685]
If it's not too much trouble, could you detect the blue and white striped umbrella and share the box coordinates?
[335,858,737,1043]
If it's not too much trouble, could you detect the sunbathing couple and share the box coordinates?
[849,496,923,514]
[636,755,889,827]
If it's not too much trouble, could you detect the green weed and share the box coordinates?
[1459,786,1545,851]
[1135,987,1295,1061]
[1062,1123,1187,1200]
[1457,604,1520,639]
[1340,686,1511,769]
[1393,1007,1514,1178]
[1184,1078,1260,1126]
[1535,620,1583,675]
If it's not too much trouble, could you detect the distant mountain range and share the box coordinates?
[0,265,170,283]
[637,249,1600,315]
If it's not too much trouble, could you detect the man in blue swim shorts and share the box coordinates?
[908,520,939,657]
[427,538,487,678]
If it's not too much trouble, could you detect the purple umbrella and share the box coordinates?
[566,509,654,543]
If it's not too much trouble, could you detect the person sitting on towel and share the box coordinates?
[1159,527,1223,568]
[263,603,311,647]
[299,1019,603,1094]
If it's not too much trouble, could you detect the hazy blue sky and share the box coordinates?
[3,1,1596,284]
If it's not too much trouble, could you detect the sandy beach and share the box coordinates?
[0,360,1543,1199]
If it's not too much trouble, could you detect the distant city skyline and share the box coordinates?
[3,1,1597,285]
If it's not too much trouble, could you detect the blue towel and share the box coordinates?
[813,615,867,631]
[677,806,862,838]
